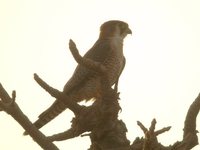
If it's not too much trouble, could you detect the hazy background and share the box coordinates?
[1,0,200,149]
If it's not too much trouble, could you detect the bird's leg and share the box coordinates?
[113,79,119,92]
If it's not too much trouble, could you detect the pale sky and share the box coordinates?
[1,0,200,149]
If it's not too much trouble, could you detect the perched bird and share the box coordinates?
[24,20,132,134]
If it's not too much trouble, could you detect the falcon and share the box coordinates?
[25,20,132,133]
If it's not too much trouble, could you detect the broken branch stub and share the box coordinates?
[69,39,107,74]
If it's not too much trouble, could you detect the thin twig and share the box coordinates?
[137,121,148,134]
[155,126,171,136]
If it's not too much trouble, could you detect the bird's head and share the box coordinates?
[99,20,132,40]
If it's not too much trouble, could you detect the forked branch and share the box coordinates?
[0,84,59,150]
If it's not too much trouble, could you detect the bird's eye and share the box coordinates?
[121,24,127,30]
[120,24,127,33]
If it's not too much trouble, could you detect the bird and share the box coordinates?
[24,20,132,135]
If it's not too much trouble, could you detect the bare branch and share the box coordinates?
[0,84,59,150]
[184,93,200,137]
[34,73,82,115]
[137,121,148,134]
[47,128,81,142]
[69,39,107,74]
[155,126,171,136]
[0,84,15,113]
[135,119,172,150]
[180,93,200,149]
[12,90,16,102]
[149,118,156,134]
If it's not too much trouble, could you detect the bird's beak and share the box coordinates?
[127,28,132,35]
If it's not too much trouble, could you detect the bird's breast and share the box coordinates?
[103,42,124,85]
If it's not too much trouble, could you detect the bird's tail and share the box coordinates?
[23,100,66,135]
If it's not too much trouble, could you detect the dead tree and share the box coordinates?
[0,39,200,149]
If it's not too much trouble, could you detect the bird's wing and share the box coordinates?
[63,39,112,93]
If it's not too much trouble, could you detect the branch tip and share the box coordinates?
[69,39,75,46]
[34,73,39,79]
[155,126,171,136]
[12,90,16,102]
[149,118,157,133]
[137,121,148,133]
